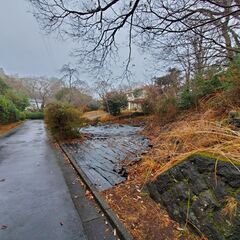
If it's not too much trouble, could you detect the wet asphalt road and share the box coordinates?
[0,121,87,240]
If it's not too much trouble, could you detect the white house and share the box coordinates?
[126,88,146,111]
[26,99,43,111]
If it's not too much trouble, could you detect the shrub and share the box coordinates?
[19,112,26,120]
[24,111,44,120]
[225,54,240,85]
[141,86,160,115]
[87,101,101,111]
[222,54,240,106]
[178,88,197,110]
[142,99,153,115]
[156,97,176,113]
[5,90,29,111]
[0,96,20,124]
[104,92,128,116]
[200,55,240,110]
[156,96,178,121]
[0,77,9,95]
[45,103,81,139]
[196,74,231,97]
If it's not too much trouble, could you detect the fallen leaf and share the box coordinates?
[0,225,8,230]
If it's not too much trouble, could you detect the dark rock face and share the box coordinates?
[147,155,240,240]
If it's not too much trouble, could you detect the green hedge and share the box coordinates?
[0,77,9,95]
[5,90,29,111]
[0,96,20,124]
[24,111,44,120]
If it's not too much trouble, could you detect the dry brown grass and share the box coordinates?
[150,117,240,177]
[82,110,110,120]
[0,122,22,136]
[222,196,238,220]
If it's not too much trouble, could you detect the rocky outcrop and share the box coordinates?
[147,154,240,240]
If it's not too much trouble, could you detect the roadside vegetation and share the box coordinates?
[0,67,100,136]
[102,56,240,240]
[142,56,240,122]
[45,102,82,140]
[103,91,128,116]
[0,77,29,124]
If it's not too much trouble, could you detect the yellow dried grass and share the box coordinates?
[222,196,238,220]
[151,119,240,178]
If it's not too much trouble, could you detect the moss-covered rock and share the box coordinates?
[147,154,240,240]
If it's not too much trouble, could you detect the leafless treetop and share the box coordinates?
[29,0,240,76]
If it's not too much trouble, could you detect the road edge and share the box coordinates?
[0,121,25,140]
[59,144,134,240]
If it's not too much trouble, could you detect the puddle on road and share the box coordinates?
[62,124,149,191]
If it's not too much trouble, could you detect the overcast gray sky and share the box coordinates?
[0,0,161,84]
[0,0,77,77]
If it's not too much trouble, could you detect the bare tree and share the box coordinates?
[94,78,113,113]
[23,77,60,110]
[60,63,85,103]
[29,1,240,61]
[144,19,232,88]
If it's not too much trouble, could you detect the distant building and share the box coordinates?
[126,88,146,111]
[26,99,43,111]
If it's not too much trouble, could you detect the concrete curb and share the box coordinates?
[0,122,25,140]
[60,144,134,240]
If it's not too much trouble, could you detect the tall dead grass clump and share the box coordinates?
[151,119,240,178]
[222,196,238,220]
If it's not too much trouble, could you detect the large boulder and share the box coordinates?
[147,154,240,240]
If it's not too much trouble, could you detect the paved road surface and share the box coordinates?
[0,121,87,240]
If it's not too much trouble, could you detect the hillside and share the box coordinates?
[102,107,240,239]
